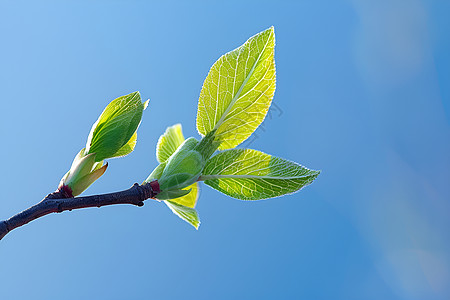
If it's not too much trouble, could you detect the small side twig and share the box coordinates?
[0,182,159,241]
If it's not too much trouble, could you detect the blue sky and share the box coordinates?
[0,0,449,299]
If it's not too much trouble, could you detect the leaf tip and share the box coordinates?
[143,99,150,110]
[262,26,275,37]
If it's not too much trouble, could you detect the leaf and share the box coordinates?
[156,188,191,200]
[200,149,320,200]
[158,138,203,191]
[65,152,97,184]
[165,201,200,229]
[110,131,137,158]
[156,124,185,163]
[170,182,199,208]
[70,162,108,196]
[86,92,147,161]
[154,125,200,208]
[196,26,276,150]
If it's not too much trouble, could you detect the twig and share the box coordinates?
[0,182,159,241]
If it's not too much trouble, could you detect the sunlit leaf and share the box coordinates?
[196,27,276,150]
[169,182,199,208]
[165,201,200,229]
[156,124,185,163]
[86,92,148,161]
[110,131,137,158]
[200,149,320,200]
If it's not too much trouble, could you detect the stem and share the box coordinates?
[195,130,221,160]
[0,182,159,241]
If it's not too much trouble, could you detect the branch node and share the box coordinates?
[134,182,150,200]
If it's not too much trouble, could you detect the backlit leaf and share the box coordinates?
[200,149,320,200]
[110,132,137,158]
[165,201,200,229]
[86,92,148,161]
[196,27,276,150]
[168,182,199,208]
[156,124,185,163]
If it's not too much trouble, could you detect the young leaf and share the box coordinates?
[86,91,149,161]
[199,149,320,200]
[151,124,200,208]
[157,183,199,207]
[110,131,137,158]
[169,182,199,208]
[156,124,185,163]
[59,92,148,196]
[158,137,203,191]
[165,201,200,229]
[70,162,108,196]
[196,26,276,150]
[156,189,191,200]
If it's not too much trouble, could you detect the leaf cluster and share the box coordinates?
[59,27,319,229]
[143,27,319,228]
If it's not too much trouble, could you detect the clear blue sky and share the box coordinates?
[1,1,449,299]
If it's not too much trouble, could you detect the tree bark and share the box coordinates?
[0,182,158,241]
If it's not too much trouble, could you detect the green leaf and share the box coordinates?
[200,149,320,200]
[170,182,199,208]
[158,137,203,191]
[165,201,200,229]
[65,150,96,184]
[111,131,137,158]
[70,162,108,196]
[86,92,148,161]
[156,188,191,200]
[152,125,200,208]
[196,27,276,150]
[156,124,185,163]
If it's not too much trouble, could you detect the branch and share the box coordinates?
[0,182,159,241]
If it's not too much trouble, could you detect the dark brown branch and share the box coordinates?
[0,182,159,241]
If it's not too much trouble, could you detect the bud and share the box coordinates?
[58,149,108,197]
[155,189,191,200]
[156,137,205,197]
[58,92,148,197]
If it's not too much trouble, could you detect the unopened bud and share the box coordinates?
[158,137,205,194]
